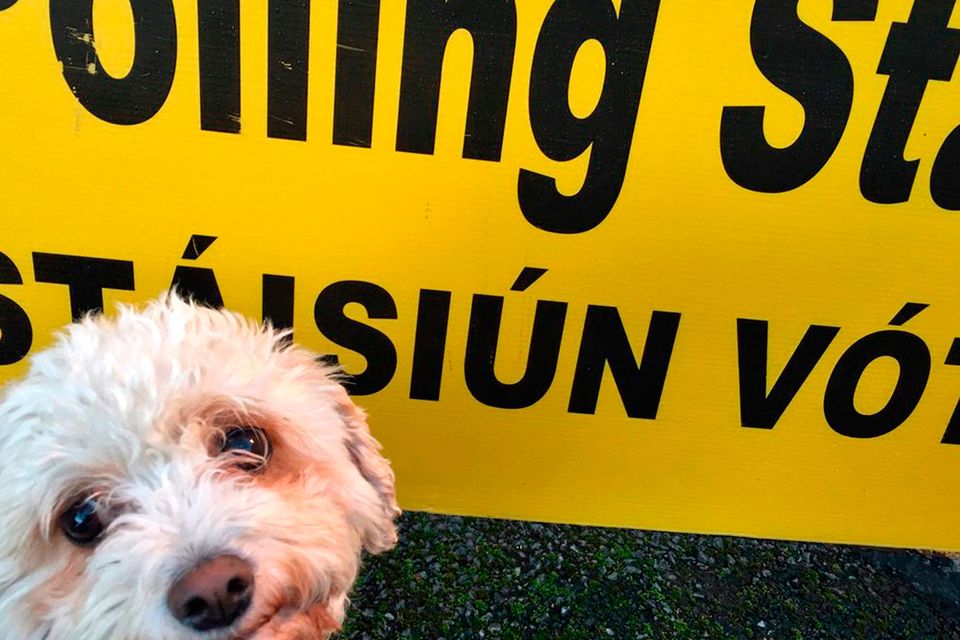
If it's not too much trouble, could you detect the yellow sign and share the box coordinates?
[2,0,960,551]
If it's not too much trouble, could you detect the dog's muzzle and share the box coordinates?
[166,554,255,631]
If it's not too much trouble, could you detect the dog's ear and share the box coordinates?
[332,384,400,554]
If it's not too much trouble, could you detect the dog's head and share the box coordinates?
[0,294,399,639]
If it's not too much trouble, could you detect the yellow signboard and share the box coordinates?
[2,0,960,551]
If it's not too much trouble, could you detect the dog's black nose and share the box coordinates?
[167,554,254,631]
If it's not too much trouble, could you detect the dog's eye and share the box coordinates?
[220,426,270,472]
[58,497,104,546]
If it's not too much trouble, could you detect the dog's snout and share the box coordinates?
[167,554,254,631]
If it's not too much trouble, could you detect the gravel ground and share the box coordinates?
[341,513,960,639]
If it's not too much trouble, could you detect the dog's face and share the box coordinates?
[0,295,399,639]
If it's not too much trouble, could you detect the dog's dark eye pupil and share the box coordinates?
[59,498,104,545]
[221,426,270,471]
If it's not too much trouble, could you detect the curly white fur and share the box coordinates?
[0,293,400,639]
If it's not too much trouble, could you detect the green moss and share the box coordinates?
[342,513,960,640]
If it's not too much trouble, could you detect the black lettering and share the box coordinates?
[172,266,223,308]
[0,0,17,10]
[33,253,135,320]
[0,253,31,365]
[931,125,960,210]
[396,0,516,161]
[268,0,310,140]
[181,234,217,260]
[464,295,566,409]
[832,1,879,22]
[939,338,960,444]
[334,0,381,148]
[409,289,451,401]
[569,306,679,419]
[262,274,295,343]
[824,330,930,438]
[50,0,177,125]
[173,236,223,308]
[198,0,241,134]
[720,0,853,193]
[520,0,660,234]
[737,319,840,429]
[314,281,397,395]
[860,2,960,204]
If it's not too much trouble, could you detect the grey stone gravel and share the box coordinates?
[342,512,960,639]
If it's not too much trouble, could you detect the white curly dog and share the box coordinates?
[0,293,399,639]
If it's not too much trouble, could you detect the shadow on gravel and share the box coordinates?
[342,513,960,640]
